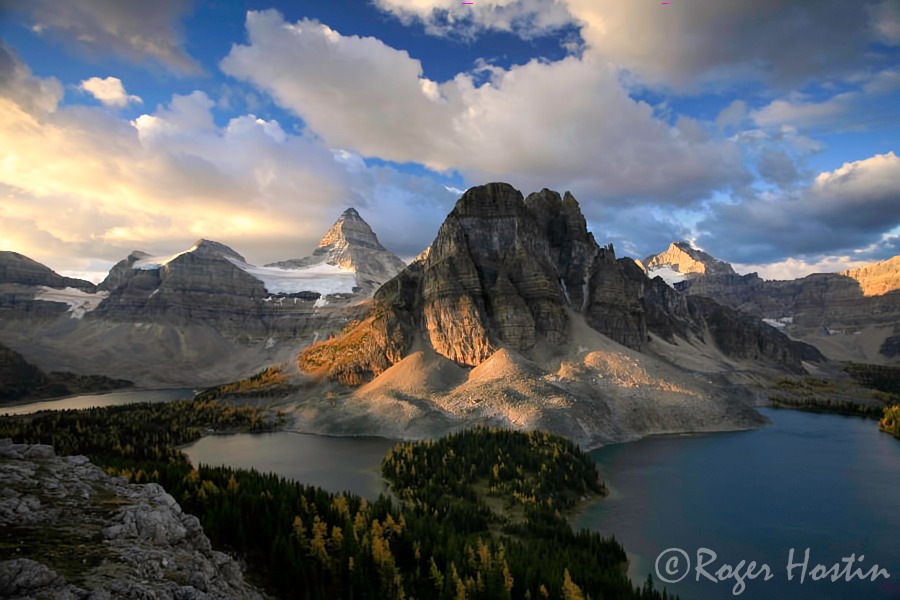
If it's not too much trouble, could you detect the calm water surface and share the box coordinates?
[575,408,900,600]
[0,388,194,416]
[182,432,398,500]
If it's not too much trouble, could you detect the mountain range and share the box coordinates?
[0,209,405,387]
[3,183,898,445]
[642,242,900,365]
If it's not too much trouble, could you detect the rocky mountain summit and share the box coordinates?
[266,207,407,294]
[659,244,900,364]
[0,439,260,599]
[643,241,736,278]
[287,183,821,446]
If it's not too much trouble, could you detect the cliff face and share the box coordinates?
[299,183,820,387]
[840,256,900,297]
[299,184,650,385]
[95,240,268,328]
[673,254,900,363]
[0,440,260,599]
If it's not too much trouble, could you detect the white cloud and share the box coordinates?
[221,10,747,206]
[79,76,142,107]
[9,0,200,73]
[0,49,456,275]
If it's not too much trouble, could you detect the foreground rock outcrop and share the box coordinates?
[0,439,261,599]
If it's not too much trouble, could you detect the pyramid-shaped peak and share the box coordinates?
[644,241,734,276]
[319,208,380,250]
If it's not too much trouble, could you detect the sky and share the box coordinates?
[1,0,899,282]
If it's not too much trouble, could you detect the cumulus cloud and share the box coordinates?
[374,0,896,90]
[696,152,900,264]
[221,10,748,206]
[9,0,200,73]
[0,48,457,275]
[79,76,142,107]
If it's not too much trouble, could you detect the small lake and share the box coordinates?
[182,432,398,500]
[574,408,900,600]
[0,388,194,416]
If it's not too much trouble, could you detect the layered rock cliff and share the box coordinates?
[840,255,900,297]
[0,440,260,599]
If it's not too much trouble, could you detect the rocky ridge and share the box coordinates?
[664,245,900,363]
[0,439,260,599]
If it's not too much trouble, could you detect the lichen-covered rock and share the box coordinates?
[0,440,261,599]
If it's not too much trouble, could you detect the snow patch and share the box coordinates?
[265,337,275,349]
[35,287,108,319]
[132,251,189,270]
[225,257,357,295]
[647,265,688,287]
[149,289,160,298]
[314,296,329,308]
[762,316,794,330]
